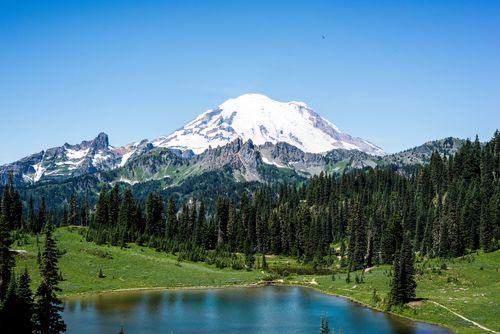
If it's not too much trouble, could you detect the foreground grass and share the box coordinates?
[14,227,260,296]
[14,227,500,333]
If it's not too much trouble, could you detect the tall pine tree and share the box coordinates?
[0,210,14,301]
[34,223,66,334]
[388,233,416,307]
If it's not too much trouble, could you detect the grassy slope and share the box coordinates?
[14,227,499,334]
[14,227,260,295]
[308,250,500,334]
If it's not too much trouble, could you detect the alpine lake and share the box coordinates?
[63,285,451,333]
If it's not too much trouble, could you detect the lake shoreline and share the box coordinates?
[274,282,454,333]
[61,280,453,333]
[61,282,262,299]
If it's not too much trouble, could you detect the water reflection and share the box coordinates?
[64,286,451,334]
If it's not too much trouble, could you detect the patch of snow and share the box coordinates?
[66,148,89,160]
[55,159,84,166]
[261,156,288,169]
[44,170,62,176]
[117,177,138,185]
[92,152,110,165]
[32,163,46,182]
[119,151,135,167]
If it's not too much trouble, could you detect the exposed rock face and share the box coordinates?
[194,139,262,181]
[0,151,44,185]
[257,142,327,176]
[383,137,465,168]
[0,133,152,186]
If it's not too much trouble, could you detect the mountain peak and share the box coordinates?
[64,132,109,151]
[153,94,384,156]
[227,93,274,101]
[93,132,109,150]
[222,93,308,107]
[218,93,312,118]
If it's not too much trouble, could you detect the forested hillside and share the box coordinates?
[3,132,497,264]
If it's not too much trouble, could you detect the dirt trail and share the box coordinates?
[429,300,499,333]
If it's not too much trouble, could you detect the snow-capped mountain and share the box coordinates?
[0,133,153,185]
[152,93,384,156]
[0,93,387,186]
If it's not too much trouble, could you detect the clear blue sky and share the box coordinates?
[1,0,499,164]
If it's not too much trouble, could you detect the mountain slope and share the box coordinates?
[0,134,467,188]
[382,137,466,172]
[152,93,384,156]
[0,133,153,186]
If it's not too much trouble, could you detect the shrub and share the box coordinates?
[261,272,281,281]
[98,268,106,278]
[81,248,113,259]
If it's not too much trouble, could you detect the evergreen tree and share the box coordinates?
[215,198,229,246]
[36,197,48,234]
[461,183,481,250]
[0,271,18,333]
[349,198,366,270]
[28,195,36,232]
[0,268,34,334]
[145,192,164,238]
[1,172,23,230]
[269,211,282,255]
[116,189,140,244]
[479,146,495,252]
[0,211,14,301]
[67,193,78,226]
[34,223,66,334]
[446,183,463,257]
[226,205,237,251]
[195,201,207,247]
[80,197,89,227]
[166,197,178,241]
[480,204,494,252]
[94,187,109,227]
[17,268,35,334]
[388,234,416,307]
[380,204,402,264]
[108,185,120,227]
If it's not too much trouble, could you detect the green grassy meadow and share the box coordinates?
[14,227,260,295]
[13,227,500,334]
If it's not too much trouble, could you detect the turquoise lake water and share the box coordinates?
[63,285,451,333]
